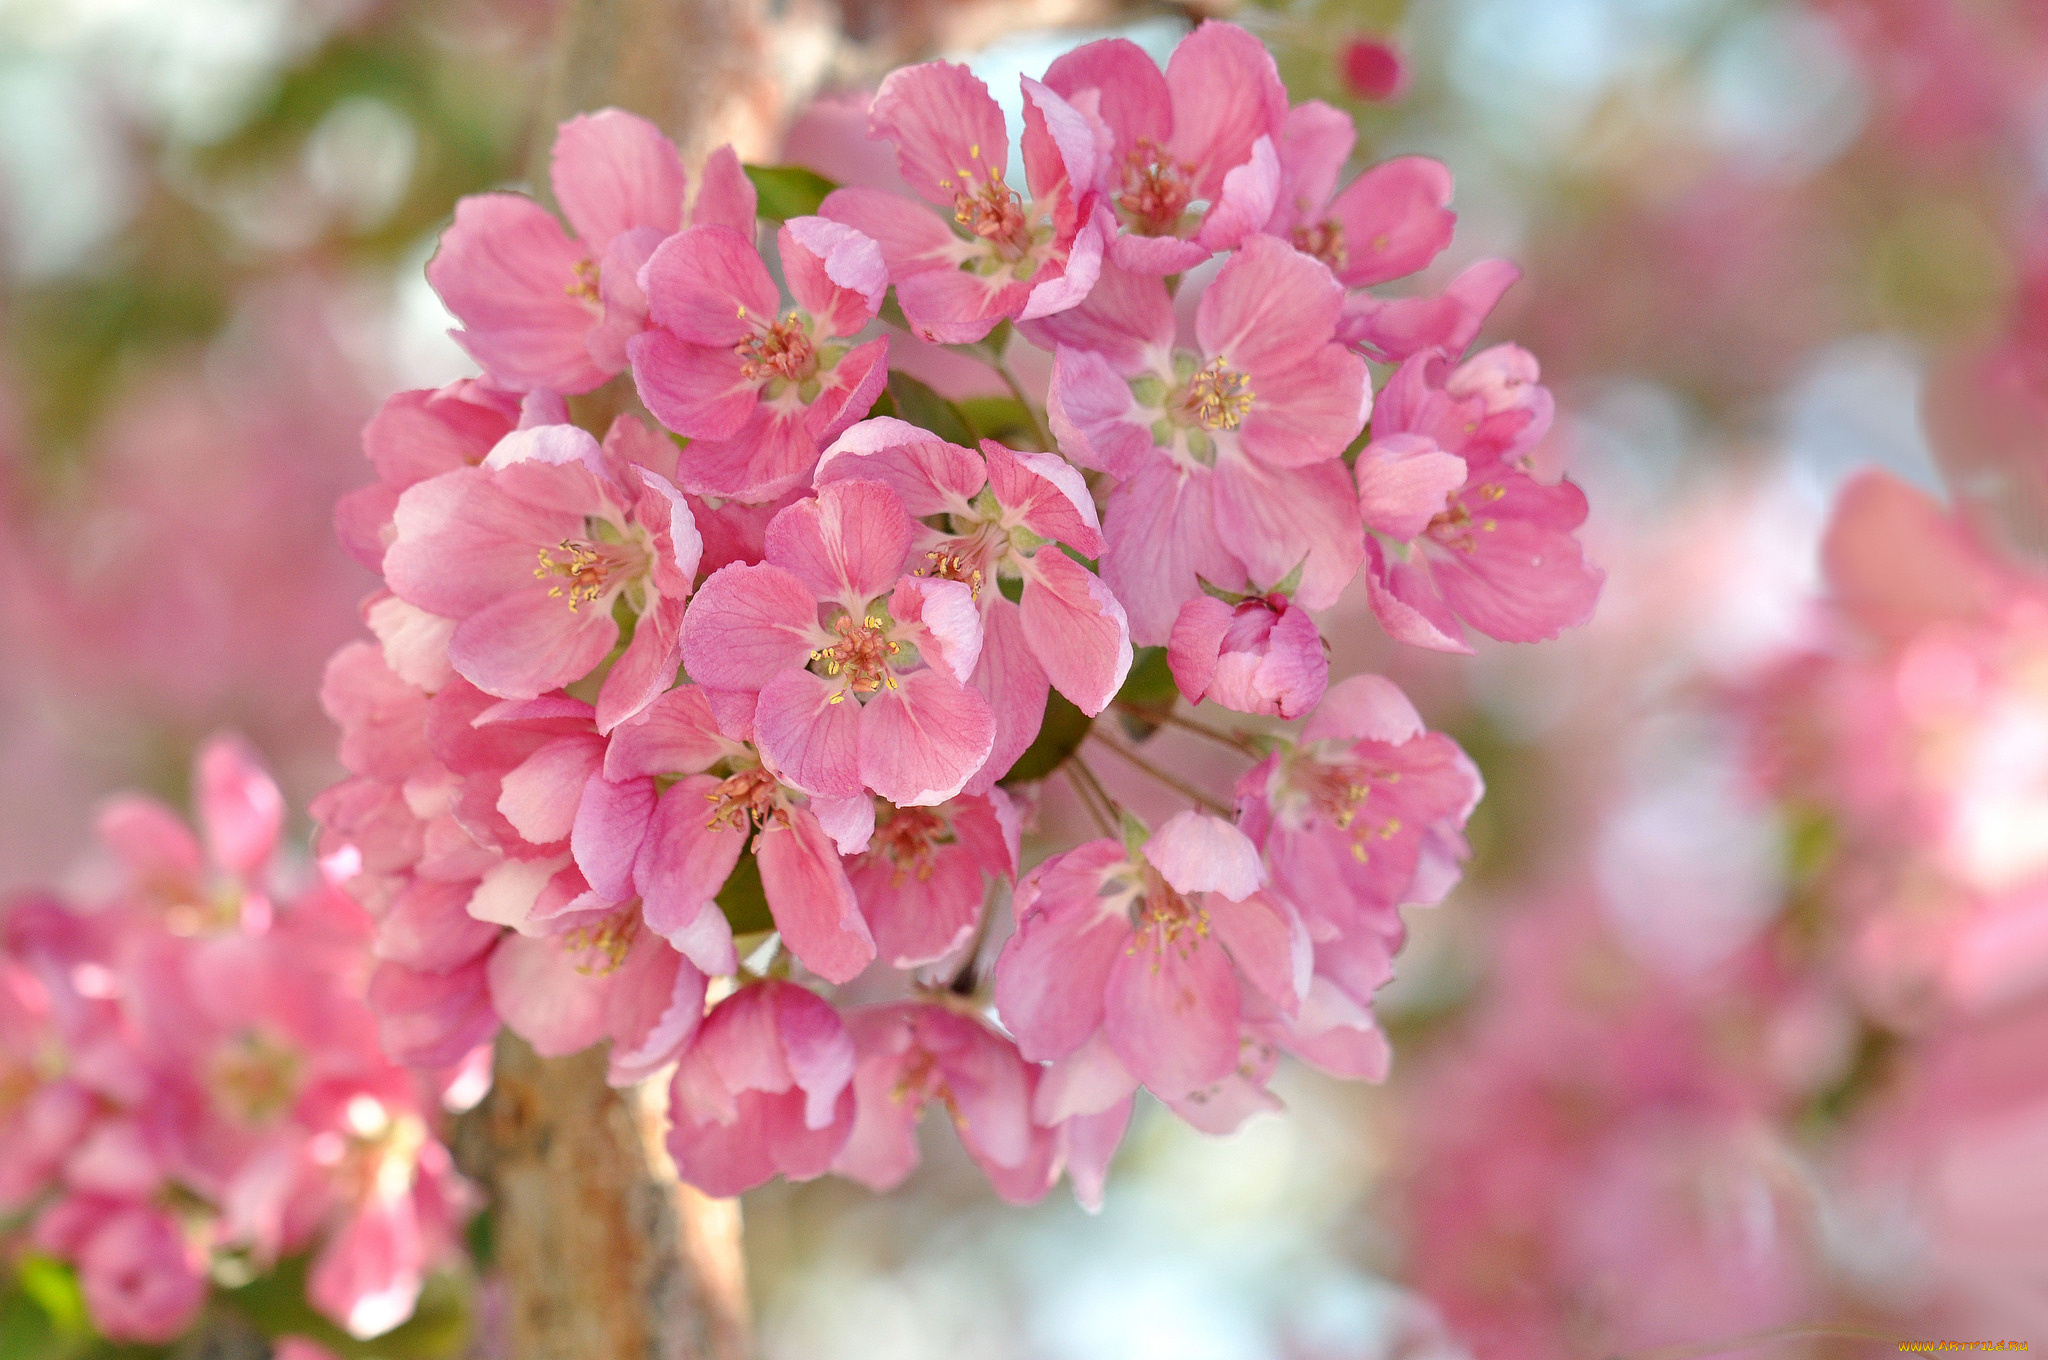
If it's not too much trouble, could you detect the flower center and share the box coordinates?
[704,767,789,834]
[812,613,900,700]
[954,177,1031,255]
[1298,758,1406,862]
[211,1028,302,1125]
[735,314,818,384]
[1117,140,1195,235]
[914,546,987,600]
[1129,869,1210,964]
[874,805,949,886]
[565,257,601,305]
[1292,220,1348,271]
[1178,356,1256,431]
[534,531,648,612]
[1424,484,1503,554]
[560,908,639,976]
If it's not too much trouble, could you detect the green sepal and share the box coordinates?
[1118,809,1151,858]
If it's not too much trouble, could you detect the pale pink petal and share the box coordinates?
[1193,134,1279,252]
[488,932,613,1056]
[571,772,655,901]
[1026,259,1175,374]
[896,266,1031,345]
[1210,891,1309,1014]
[1104,929,1240,1098]
[1363,541,1469,653]
[596,599,683,735]
[809,793,876,855]
[1324,154,1455,287]
[551,109,685,249]
[755,669,865,800]
[991,840,1130,1061]
[1019,210,1106,322]
[1144,810,1263,900]
[1356,434,1467,541]
[1167,595,1233,703]
[1237,339,1370,467]
[1197,233,1344,376]
[498,735,605,846]
[818,186,959,275]
[1046,346,1154,478]
[689,145,758,233]
[605,935,708,1085]
[815,417,986,513]
[1269,100,1354,235]
[757,809,874,983]
[1342,257,1519,362]
[587,224,666,373]
[963,598,1050,794]
[428,193,608,393]
[1108,230,1213,275]
[858,668,996,806]
[1101,458,1245,646]
[781,216,887,334]
[1211,456,1363,608]
[675,406,821,502]
[633,776,746,955]
[605,685,736,780]
[890,575,984,683]
[984,440,1104,554]
[869,60,1010,207]
[1018,75,1104,203]
[1018,549,1132,715]
[1301,673,1425,745]
[766,479,916,607]
[641,224,781,345]
[1032,1030,1138,1123]
[680,562,821,692]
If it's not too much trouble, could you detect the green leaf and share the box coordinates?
[14,1256,87,1339]
[1111,647,1176,739]
[957,396,1034,444]
[884,371,975,446]
[742,164,837,222]
[717,850,775,935]
[998,689,1093,786]
[223,1254,470,1358]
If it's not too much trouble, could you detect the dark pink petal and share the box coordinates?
[781,217,886,336]
[680,562,821,692]
[991,841,1129,1061]
[1018,549,1132,715]
[1197,233,1344,376]
[1363,541,1471,653]
[1163,21,1288,200]
[1041,37,1171,151]
[817,186,958,276]
[754,668,864,800]
[852,842,984,968]
[1211,456,1363,608]
[690,145,758,233]
[1143,810,1263,899]
[1104,927,1240,1099]
[858,668,996,806]
[428,193,608,393]
[869,60,1010,207]
[1325,155,1454,287]
[984,440,1104,555]
[765,479,916,606]
[605,935,707,1086]
[627,330,759,440]
[1167,595,1232,702]
[487,932,613,1057]
[1101,458,1245,645]
[1356,434,1467,541]
[641,224,780,345]
[550,109,685,250]
[596,596,683,735]
[1341,257,1519,362]
[633,776,745,966]
[1212,598,1326,719]
[605,685,734,780]
[571,772,655,902]
[757,809,874,982]
[815,417,986,513]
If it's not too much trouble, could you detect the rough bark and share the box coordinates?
[455,1033,751,1360]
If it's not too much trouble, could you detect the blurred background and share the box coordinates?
[4,0,2044,1353]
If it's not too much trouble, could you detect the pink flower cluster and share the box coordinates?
[0,739,470,1346]
[316,22,1598,1204]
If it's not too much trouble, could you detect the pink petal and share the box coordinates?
[1041,37,1171,152]
[963,597,1051,794]
[571,772,655,902]
[817,186,959,276]
[1211,455,1363,608]
[772,978,861,1128]
[1193,134,1279,252]
[1324,155,1454,287]
[587,224,666,373]
[1018,76,1104,204]
[641,224,781,345]
[1025,259,1176,374]
[97,793,203,891]
[1019,207,1107,322]
[374,879,500,972]
[1144,810,1263,899]
[1062,1098,1132,1212]
[1046,346,1155,478]
[633,776,746,958]
[1196,233,1344,377]
[896,265,1033,346]
[758,808,875,983]
[366,958,499,1068]
[1210,891,1309,1014]
[1167,594,1233,703]
[1343,257,1519,362]
[1269,100,1355,235]
[808,792,875,855]
[1103,927,1240,1099]
[889,575,984,683]
[869,60,1011,207]
[626,329,759,440]
[498,734,604,846]
[984,440,1104,555]
[605,935,708,1085]
[857,668,996,806]
[991,840,1129,1061]
[488,931,614,1056]
[1356,434,1467,541]
[754,668,865,800]
[781,216,887,335]
[690,144,758,233]
[450,586,619,700]
[674,405,821,502]
[550,109,686,250]
[680,562,822,692]
[815,417,986,514]
[428,194,605,394]
[1018,549,1133,715]
[1363,541,1471,653]
[852,843,985,967]
[605,684,735,780]
[596,596,683,735]
[1162,20,1288,200]
[1100,458,1245,646]
[1033,1030,1139,1123]
[765,479,916,607]
[1238,337,1370,468]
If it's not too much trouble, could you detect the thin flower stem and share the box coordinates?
[1117,704,1263,755]
[990,353,1057,453]
[1064,759,1119,837]
[1086,732,1234,816]
[1603,1322,1902,1360]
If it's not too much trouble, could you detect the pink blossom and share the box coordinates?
[1168,591,1328,718]
[428,112,753,394]
[834,1002,1059,1203]
[383,420,702,731]
[335,379,525,572]
[75,1206,207,1343]
[994,812,1308,1114]
[1041,23,1288,275]
[1236,675,1483,932]
[666,980,857,1196]
[96,732,283,934]
[680,479,996,807]
[1041,238,1370,642]
[816,418,1132,784]
[628,218,891,500]
[1265,105,1452,291]
[1339,37,1409,102]
[820,60,1107,343]
[845,792,1019,968]
[1358,346,1601,651]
